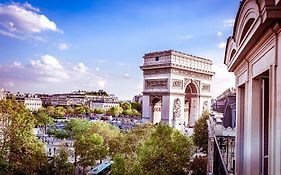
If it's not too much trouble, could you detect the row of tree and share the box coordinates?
[0,99,209,175]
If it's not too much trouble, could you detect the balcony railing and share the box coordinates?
[213,135,229,175]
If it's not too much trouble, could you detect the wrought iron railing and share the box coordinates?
[213,135,229,175]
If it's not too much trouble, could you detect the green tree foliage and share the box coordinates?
[46,106,55,116]
[122,109,133,116]
[193,110,209,153]
[131,102,142,113]
[131,109,141,117]
[75,133,107,170]
[47,148,74,175]
[94,108,105,115]
[64,119,91,139]
[107,106,123,117]
[33,110,54,133]
[121,102,131,110]
[189,156,208,175]
[111,124,194,175]
[54,106,66,118]
[0,99,47,175]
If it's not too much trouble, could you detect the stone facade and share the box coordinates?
[224,1,281,174]
[141,50,214,130]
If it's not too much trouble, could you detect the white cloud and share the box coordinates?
[217,32,222,36]
[73,63,88,73]
[124,73,129,78]
[218,42,226,49]
[98,80,106,88]
[57,42,69,50]
[223,19,235,27]
[96,67,100,71]
[13,61,22,67]
[31,55,68,82]
[0,56,109,95]
[211,64,235,98]
[0,2,62,40]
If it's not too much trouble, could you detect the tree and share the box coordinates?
[46,106,55,116]
[193,110,209,153]
[107,106,123,117]
[75,133,107,173]
[131,109,140,117]
[121,102,131,110]
[54,106,66,118]
[48,148,74,175]
[111,124,194,175]
[189,156,208,175]
[94,108,105,115]
[34,110,54,133]
[0,99,47,174]
[131,102,142,113]
[64,119,91,166]
[122,109,133,116]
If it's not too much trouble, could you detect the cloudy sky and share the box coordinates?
[0,0,239,100]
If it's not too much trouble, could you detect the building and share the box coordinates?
[212,88,236,128]
[140,50,214,130]
[207,113,235,175]
[49,91,119,107]
[224,0,281,174]
[132,94,142,104]
[5,92,43,111]
[89,101,119,110]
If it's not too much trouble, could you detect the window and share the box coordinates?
[155,57,159,61]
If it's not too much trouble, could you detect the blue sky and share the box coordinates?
[0,0,239,100]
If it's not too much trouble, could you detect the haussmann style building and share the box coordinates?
[224,0,281,174]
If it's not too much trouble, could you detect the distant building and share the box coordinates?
[6,92,42,111]
[212,88,236,128]
[132,94,142,104]
[89,101,119,110]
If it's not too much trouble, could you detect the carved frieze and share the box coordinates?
[145,79,168,89]
[173,98,181,119]
[202,83,210,92]
[172,79,183,89]
[171,68,212,80]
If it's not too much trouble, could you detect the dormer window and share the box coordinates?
[155,57,159,61]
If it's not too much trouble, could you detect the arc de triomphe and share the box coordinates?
[140,50,215,130]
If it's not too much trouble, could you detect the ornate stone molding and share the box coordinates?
[145,79,168,89]
[172,79,183,89]
[172,68,212,80]
[202,83,210,93]
[173,98,181,119]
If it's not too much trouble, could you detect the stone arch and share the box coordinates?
[149,96,162,124]
[233,0,260,46]
[224,38,237,64]
[184,82,199,127]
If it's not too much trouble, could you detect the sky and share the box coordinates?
[0,0,239,100]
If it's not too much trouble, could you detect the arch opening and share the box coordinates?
[150,97,162,124]
[184,83,199,127]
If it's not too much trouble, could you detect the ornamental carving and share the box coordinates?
[145,79,168,89]
[184,78,192,87]
[173,98,181,119]
[171,68,212,80]
[172,79,183,89]
[202,83,210,92]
